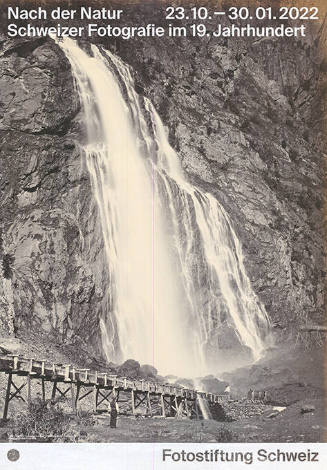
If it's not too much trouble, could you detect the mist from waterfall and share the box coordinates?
[58,37,270,377]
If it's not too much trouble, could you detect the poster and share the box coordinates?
[0,0,326,467]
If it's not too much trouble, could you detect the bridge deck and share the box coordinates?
[0,354,227,420]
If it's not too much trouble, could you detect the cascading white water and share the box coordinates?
[58,37,270,377]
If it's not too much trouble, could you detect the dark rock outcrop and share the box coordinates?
[0,37,109,358]
[201,375,229,394]
[118,359,141,378]
[140,364,158,379]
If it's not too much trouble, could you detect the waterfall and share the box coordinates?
[197,396,211,420]
[58,37,270,377]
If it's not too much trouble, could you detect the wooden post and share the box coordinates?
[75,383,81,410]
[179,399,184,418]
[93,385,98,413]
[195,398,199,420]
[51,381,57,400]
[71,383,76,413]
[160,394,166,417]
[174,396,179,418]
[41,378,46,402]
[64,365,71,382]
[131,389,135,415]
[147,391,152,416]
[27,375,31,406]
[178,397,183,418]
[115,390,120,413]
[169,396,174,417]
[13,355,19,370]
[3,373,12,420]
[185,398,189,418]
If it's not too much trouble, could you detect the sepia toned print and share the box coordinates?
[0,0,325,443]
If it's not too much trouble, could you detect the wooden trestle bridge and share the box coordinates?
[0,354,227,420]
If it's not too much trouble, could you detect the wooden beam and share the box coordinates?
[64,365,71,382]
[51,381,57,400]
[56,386,71,399]
[3,373,12,420]
[174,397,179,418]
[97,389,112,407]
[131,389,135,415]
[75,383,81,410]
[12,356,19,370]
[9,381,26,402]
[51,364,57,380]
[134,392,147,408]
[93,385,98,413]
[160,394,166,417]
[41,378,46,402]
[27,375,31,406]
[185,398,189,417]
[147,391,152,416]
[71,383,76,413]
[78,388,93,401]
[195,398,199,420]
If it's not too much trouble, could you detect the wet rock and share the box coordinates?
[200,375,229,394]
[0,432,9,441]
[266,411,279,419]
[223,399,269,421]
[0,37,106,360]
[118,359,141,378]
[0,39,79,134]
[301,405,315,414]
[140,364,158,379]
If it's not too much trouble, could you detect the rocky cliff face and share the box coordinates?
[0,37,110,359]
[0,5,325,364]
[110,8,326,338]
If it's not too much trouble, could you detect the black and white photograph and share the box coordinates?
[0,0,326,449]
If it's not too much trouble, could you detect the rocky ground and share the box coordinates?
[0,398,324,443]
[0,335,324,442]
[78,399,325,443]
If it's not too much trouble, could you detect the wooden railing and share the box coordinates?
[0,354,228,419]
